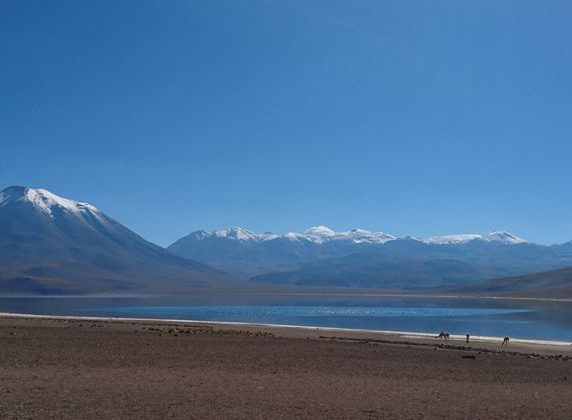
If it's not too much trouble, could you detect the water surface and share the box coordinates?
[1,294,571,341]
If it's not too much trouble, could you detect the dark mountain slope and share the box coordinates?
[447,266,572,298]
[250,239,572,289]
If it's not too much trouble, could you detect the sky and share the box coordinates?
[1,0,571,246]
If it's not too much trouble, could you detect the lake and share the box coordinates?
[1,294,571,341]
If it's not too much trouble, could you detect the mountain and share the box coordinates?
[251,253,486,288]
[168,226,396,276]
[170,226,572,288]
[251,239,570,289]
[552,241,572,256]
[448,266,572,298]
[0,186,226,294]
[423,231,526,245]
[3,186,570,295]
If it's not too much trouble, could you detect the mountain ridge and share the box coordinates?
[2,185,571,296]
[169,226,572,286]
[171,226,533,246]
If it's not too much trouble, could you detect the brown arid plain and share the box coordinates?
[1,315,571,419]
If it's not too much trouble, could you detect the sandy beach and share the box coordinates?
[1,314,571,418]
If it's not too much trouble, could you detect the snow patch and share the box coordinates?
[340,228,395,244]
[423,231,527,245]
[423,234,482,245]
[480,230,527,244]
[0,186,101,218]
[301,226,337,243]
[196,226,396,245]
[183,225,527,246]
[213,227,257,241]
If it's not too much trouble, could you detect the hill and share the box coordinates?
[448,266,572,298]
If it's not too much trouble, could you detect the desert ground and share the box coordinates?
[1,315,571,419]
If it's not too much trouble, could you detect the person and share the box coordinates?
[466,333,470,343]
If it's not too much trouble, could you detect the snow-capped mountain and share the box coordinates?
[176,225,527,247]
[422,234,484,245]
[298,226,396,244]
[0,186,224,294]
[168,225,398,276]
[478,230,527,244]
[0,186,100,218]
[170,225,571,285]
[3,185,571,293]
[298,226,337,243]
[422,231,527,245]
[174,225,396,245]
[212,227,259,241]
[341,228,396,244]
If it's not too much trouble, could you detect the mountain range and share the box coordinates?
[1,185,571,296]
[168,226,572,289]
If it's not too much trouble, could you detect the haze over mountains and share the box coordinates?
[1,186,571,296]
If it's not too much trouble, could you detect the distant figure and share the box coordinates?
[502,336,510,346]
[436,331,450,341]
[466,334,470,343]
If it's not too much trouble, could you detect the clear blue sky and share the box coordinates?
[2,1,571,246]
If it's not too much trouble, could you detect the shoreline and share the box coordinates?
[1,311,570,353]
[1,291,572,301]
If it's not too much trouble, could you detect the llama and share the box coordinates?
[436,331,450,341]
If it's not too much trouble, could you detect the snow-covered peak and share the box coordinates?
[303,225,336,236]
[259,232,280,241]
[480,230,527,244]
[282,232,302,241]
[212,227,257,241]
[187,230,210,240]
[181,226,528,246]
[187,226,396,245]
[423,234,482,245]
[423,231,527,245]
[300,226,337,244]
[340,228,395,244]
[0,186,100,217]
[280,227,395,244]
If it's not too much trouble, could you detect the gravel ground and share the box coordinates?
[1,316,571,419]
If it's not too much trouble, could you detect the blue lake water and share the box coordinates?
[1,294,571,341]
